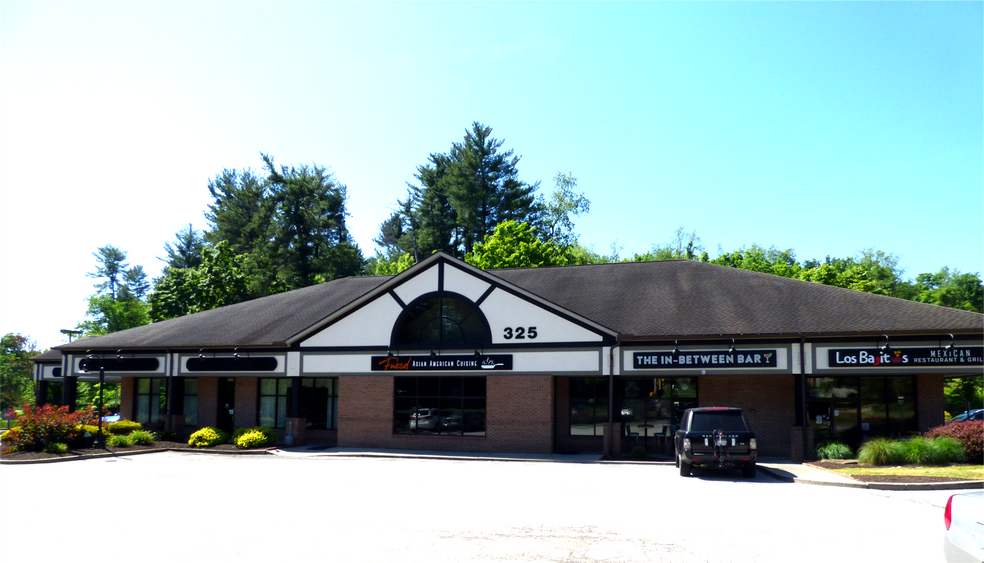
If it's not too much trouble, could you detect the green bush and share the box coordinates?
[231,426,278,449]
[107,419,143,435]
[857,438,906,466]
[926,421,984,461]
[107,434,133,447]
[629,446,648,460]
[900,436,965,465]
[188,427,229,448]
[128,430,155,446]
[816,442,854,460]
[43,442,68,454]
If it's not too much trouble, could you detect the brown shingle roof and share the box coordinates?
[54,257,983,352]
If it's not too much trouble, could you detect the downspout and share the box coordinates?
[608,337,620,458]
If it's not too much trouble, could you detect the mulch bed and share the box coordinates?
[807,460,980,483]
[0,441,251,462]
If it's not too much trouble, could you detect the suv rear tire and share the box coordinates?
[679,456,692,477]
[742,463,757,478]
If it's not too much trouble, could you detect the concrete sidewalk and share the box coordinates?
[269,444,984,491]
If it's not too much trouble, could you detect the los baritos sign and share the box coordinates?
[828,347,984,368]
[633,350,778,369]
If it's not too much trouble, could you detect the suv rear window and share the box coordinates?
[690,411,747,432]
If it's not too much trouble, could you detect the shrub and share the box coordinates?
[900,436,965,465]
[2,427,23,452]
[128,430,155,446]
[107,419,143,435]
[188,427,229,448]
[107,434,133,447]
[231,426,278,449]
[857,438,905,466]
[815,442,854,460]
[926,421,983,461]
[1,404,95,451]
[43,442,68,454]
[628,446,648,460]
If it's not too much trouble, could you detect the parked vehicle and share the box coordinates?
[409,408,442,431]
[943,491,984,563]
[947,409,984,424]
[441,411,485,433]
[674,407,757,478]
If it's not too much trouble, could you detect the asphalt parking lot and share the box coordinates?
[0,452,970,562]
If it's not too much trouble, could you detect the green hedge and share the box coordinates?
[188,427,229,448]
[231,426,278,449]
[107,419,143,435]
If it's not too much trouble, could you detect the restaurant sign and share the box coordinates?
[827,347,984,368]
[633,350,778,369]
[371,354,513,372]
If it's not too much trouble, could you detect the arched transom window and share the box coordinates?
[392,293,490,347]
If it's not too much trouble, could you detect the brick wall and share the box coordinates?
[917,373,945,432]
[234,377,257,430]
[196,377,218,429]
[120,377,134,421]
[339,375,555,454]
[698,374,795,457]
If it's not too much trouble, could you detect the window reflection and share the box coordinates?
[394,376,486,436]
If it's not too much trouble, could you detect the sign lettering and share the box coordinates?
[633,350,778,370]
[371,354,513,372]
[827,347,983,368]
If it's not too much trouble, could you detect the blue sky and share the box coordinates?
[1,2,981,350]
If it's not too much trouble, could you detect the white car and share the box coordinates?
[944,491,984,563]
[409,408,442,431]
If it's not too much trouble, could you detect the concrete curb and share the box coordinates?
[0,446,275,465]
[756,464,984,491]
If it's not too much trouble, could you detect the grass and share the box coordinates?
[828,465,984,480]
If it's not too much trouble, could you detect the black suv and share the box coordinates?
[674,407,757,478]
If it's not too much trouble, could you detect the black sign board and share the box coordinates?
[186,357,279,372]
[79,357,160,372]
[828,347,984,368]
[371,355,513,372]
[633,350,778,369]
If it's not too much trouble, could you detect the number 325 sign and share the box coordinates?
[503,326,537,340]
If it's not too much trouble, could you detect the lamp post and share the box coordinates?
[60,329,83,343]
[81,353,106,448]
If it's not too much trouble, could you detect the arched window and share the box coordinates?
[392,293,490,347]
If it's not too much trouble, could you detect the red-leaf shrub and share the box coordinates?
[1,404,96,452]
[926,420,983,462]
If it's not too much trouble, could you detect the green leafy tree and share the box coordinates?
[78,295,150,335]
[149,241,253,321]
[944,377,984,417]
[540,172,590,248]
[465,221,570,269]
[912,268,983,313]
[0,334,38,411]
[636,228,709,262]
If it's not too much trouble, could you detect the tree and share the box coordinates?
[204,168,270,256]
[162,224,206,269]
[944,377,984,418]
[79,245,150,335]
[261,154,364,290]
[465,221,570,269]
[0,334,37,411]
[912,268,983,313]
[540,172,590,248]
[393,123,543,260]
[149,241,254,321]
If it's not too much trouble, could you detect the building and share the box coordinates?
[32,252,984,460]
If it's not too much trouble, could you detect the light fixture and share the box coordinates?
[430,351,437,358]
[728,338,736,354]
[234,348,241,359]
[878,334,891,353]
[199,349,205,359]
[942,334,955,351]
[474,350,481,359]
[60,328,83,343]
[672,340,679,356]
[387,351,394,359]
[117,349,123,359]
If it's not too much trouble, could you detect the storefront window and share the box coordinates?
[807,376,916,448]
[300,378,338,430]
[135,378,167,425]
[394,376,486,436]
[183,378,198,426]
[570,378,608,436]
[616,378,696,440]
[259,378,290,428]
